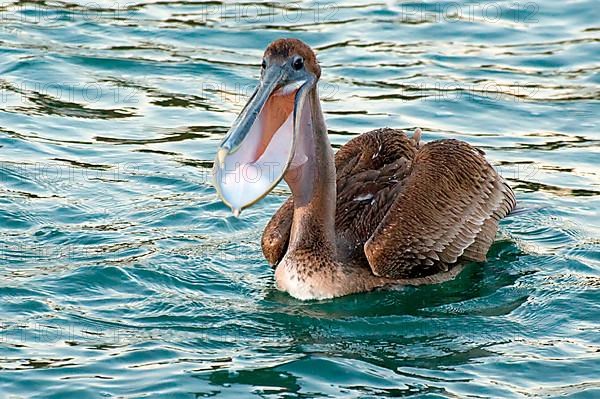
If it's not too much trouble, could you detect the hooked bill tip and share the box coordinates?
[232,208,241,217]
[216,148,229,167]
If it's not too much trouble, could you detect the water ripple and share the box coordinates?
[0,0,599,397]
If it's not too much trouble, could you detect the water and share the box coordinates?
[0,1,599,397]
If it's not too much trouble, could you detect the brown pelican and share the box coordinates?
[213,38,516,300]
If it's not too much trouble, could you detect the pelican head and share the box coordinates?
[213,38,321,216]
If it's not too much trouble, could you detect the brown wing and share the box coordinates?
[262,197,293,267]
[261,128,420,266]
[364,139,516,278]
[332,128,420,261]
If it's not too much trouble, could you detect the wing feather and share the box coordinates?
[261,128,418,266]
[261,197,293,267]
[364,139,515,278]
[262,130,515,278]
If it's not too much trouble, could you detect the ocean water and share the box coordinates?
[0,1,599,397]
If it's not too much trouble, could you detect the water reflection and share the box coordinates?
[0,0,598,397]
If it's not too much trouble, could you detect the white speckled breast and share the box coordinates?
[274,259,335,301]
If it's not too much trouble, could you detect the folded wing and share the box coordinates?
[364,139,516,278]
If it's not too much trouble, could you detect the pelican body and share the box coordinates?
[213,39,516,300]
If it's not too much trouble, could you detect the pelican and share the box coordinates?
[213,38,516,300]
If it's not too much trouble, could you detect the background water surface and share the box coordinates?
[0,0,599,398]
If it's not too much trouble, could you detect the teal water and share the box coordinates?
[1,1,599,397]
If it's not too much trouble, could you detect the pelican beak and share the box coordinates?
[213,62,315,216]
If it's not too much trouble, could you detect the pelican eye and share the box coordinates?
[292,57,304,71]
[261,59,266,69]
